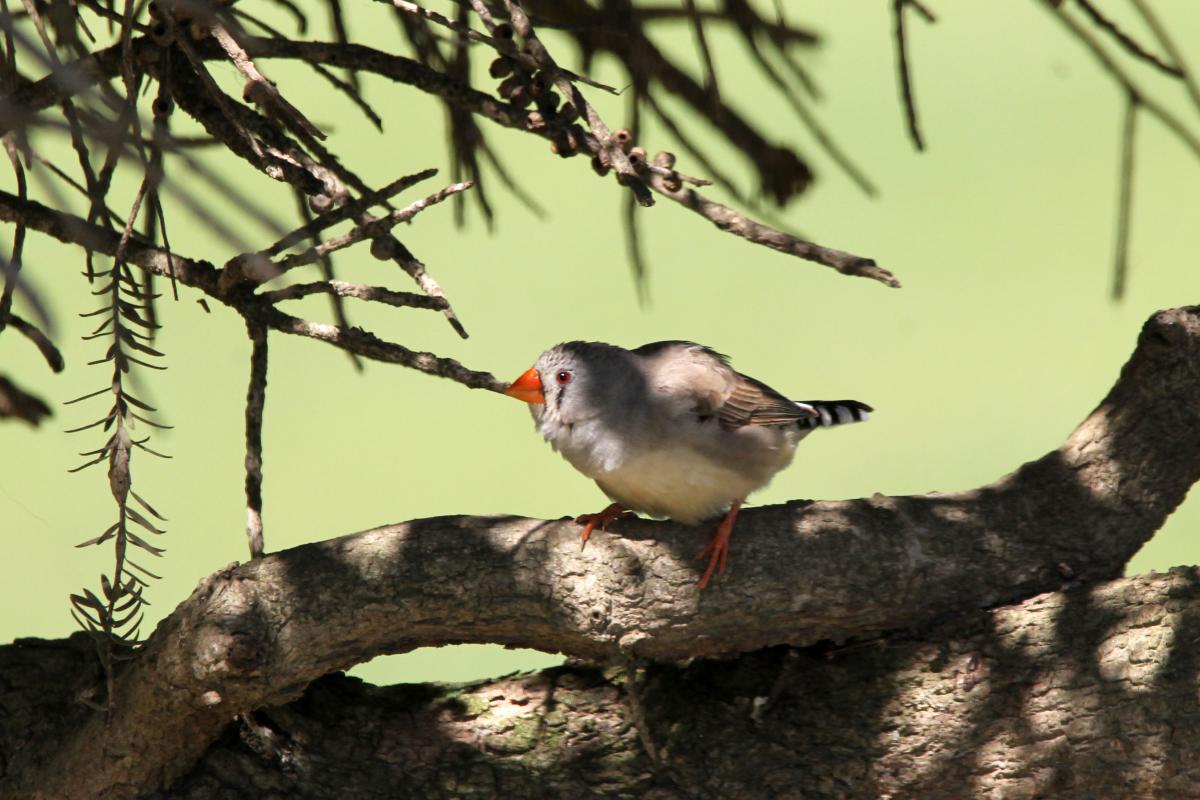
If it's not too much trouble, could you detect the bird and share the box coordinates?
[503,341,871,589]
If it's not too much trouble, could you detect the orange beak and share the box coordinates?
[504,367,545,404]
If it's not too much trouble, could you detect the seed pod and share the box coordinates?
[653,151,676,169]
[151,97,173,118]
[243,80,272,104]
[567,124,588,152]
[591,155,611,176]
[509,86,531,109]
[627,147,647,169]
[497,75,522,99]
[370,237,397,261]
[612,128,634,153]
[494,22,514,40]
[525,111,546,132]
[555,102,578,124]
[307,194,333,214]
[149,19,172,46]
[489,57,513,79]
[538,91,560,114]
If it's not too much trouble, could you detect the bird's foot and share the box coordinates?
[695,500,743,589]
[575,503,635,549]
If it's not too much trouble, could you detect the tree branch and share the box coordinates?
[242,319,267,559]
[139,567,1200,796]
[6,304,1200,799]
[3,33,887,284]
[0,189,502,391]
[10,569,1200,798]
[646,171,898,286]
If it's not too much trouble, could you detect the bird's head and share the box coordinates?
[504,342,635,427]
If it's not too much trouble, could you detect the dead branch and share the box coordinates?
[243,319,267,559]
[0,188,503,391]
[645,171,899,286]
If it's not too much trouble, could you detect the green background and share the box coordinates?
[2,2,1197,685]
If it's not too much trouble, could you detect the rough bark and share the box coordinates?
[3,305,1199,799]
[6,569,1200,799]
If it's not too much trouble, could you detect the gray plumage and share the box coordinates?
[519,340,870,525]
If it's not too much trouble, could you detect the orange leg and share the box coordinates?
[695,500,743,589]
[575,502,634,549]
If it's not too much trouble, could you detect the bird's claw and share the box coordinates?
[695,500,742,589]
[695,538,730,590]
[575,503,633,550]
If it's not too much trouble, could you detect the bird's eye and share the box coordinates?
[555,370,573,385]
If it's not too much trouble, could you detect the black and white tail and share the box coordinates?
[795,400,872,430]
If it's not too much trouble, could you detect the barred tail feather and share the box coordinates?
[796,400,872,429]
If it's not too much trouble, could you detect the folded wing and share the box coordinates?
[633,341,819,431]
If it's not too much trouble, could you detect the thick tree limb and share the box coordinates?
[4,304,1199,799]
[8,570,1200,799]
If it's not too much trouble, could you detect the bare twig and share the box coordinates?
[163,11,269,167]
[258,280,450,310]
[891,0,932,151]
[476,137,547,219]
[502,0,654,207]
[6,312,64,371]
[1112,92,1138,300]
[646,173,899,287]
[267,180,473,274]
[12,0,106,277]
[237,8,379,119]
[642,90,752,207]
[1130,0,1200,116]
[0,190,502,392]
[165,63,471,338]
[1074,0,1182,78]
[263,168,438,258]
[624,91,647,300]
[632,4,819,45]
[0,373,51,424]
[290,186,361,371]
[243,320,267,559]
[390,0,617,93]
[0,187,218,292]
[684,0,719,99]
[1043,1,1200,160]
[210,18,327,142]
[1043,0,1200,299]
[466,0,499,30]
[325,0,358,92]
[254,306,507,392]
[0,135,26,324]
[787,84,877,197]
[386,238,469,339]
[148,76,178,302]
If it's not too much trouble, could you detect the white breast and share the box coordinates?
[594,445,767,523]
[535,402,800,525]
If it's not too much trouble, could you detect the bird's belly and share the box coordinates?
[594,446,768,524]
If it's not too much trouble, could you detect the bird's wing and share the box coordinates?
[719,373,817,429]
[632,341,815,431]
